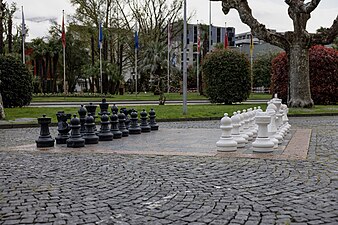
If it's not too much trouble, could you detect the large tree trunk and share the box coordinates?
[288,43,314,108]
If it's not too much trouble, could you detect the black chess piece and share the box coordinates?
[110,112,122,139]
[98,113,114,141]
[118,112,129,137]
[78,105,87,135]
[36,114,55,148]
[120,108,131,130]
[99,98,109,115]
[129,110,141,134]
[111,104,118,114]
[55,111,71,144]
[149,108,159,130]
[83,113,99,144]
[140,109,151,133]
[66,115,85,148]
[85,103,98,132]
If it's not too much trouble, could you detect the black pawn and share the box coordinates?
[85,103,98,132]
[140,109,151,133]
[83,113,99,144]
[111,104,118,114]
[121,108,131,130]
[55,111,71,144]
[149,108,159,130]
[99,98,109,115]
[78,105,87,135]
[129,110,141,134]
[110,112,122,139]
[67,115,85,148]
[98,113,114,141]
[36,114,55,148]
[118,112,129,137]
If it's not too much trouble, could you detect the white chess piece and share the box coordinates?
[216,113,238,152]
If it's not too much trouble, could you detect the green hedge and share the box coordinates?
[0,56,33,108]
[202,49,251,104]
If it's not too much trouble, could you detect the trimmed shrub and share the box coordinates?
[271,45,338,104]
[0,55,33,108]
[253,52,279,88]
[202,49,250,104]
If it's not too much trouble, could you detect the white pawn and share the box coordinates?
[237,110,249,143]
[231,112,246,148]
[242,109,253,141]
[252,112,274,153]
[247,108,257,137]
[266,104,279,149]
[216,113,237,152]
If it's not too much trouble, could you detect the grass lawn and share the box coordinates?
[3,104,338,124]
[31,93,271,102]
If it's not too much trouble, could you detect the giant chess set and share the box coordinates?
[35,99,159,148]
[216,94,291,153]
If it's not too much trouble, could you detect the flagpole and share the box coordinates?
[196,21,200,93]
[135,21,138,96]
[22,6,25,64]
[100,44,103,94]
[62,10,66,94]
[250,33,254,92]
[167,20,170,93]
[209,0,212,52]
[183,0,187,114]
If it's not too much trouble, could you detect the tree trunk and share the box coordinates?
[288,43,314,108]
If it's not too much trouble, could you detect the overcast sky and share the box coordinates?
[6,0,338,41]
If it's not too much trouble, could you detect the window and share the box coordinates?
[194,25,197,43]
[217,27,221,43]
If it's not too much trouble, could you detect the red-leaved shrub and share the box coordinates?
[271,45,338,104]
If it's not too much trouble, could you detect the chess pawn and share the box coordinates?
[111,104,118,115]
[247,108,257,137]
[237,110,249,143]
[118,112,129,137]
[216,113,237,151]
[67,115,85,148]
[266,106,279,149]
[83,113,99,144]
[242,109,253,141]
[129,110,142,134]
[36,114,55,148]
[230,112,246,148]
[120,108,131,130]
[149,108,159,130]
[78,105,87,135]
[110,112,122,139]
[281,104,291,133]
[252,112,274,153]
[85,103,98,132]
[55,111,71,144]
[140,109,151,133]
[98,113,114,141]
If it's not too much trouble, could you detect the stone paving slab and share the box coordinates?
[3,128,311,161]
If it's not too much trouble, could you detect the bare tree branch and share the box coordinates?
[303,0,321,14]
[310,15,338,45]
[211,0,289,49]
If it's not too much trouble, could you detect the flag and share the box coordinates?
[224,32,228,49]
[250,33,254,56]
[61,11,66,48]
[21,6,26,39]
[168,22,172,50]
[98,21,103,49]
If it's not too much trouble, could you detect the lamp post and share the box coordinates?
[183,0,187,114]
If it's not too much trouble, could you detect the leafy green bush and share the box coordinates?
[253,52,279,88]
[0,55,33,107]
[202,49,250,104]
[271,45,338,104]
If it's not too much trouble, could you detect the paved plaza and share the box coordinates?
[0,116,338,225]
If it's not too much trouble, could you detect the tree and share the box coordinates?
[252,52,279,89]
[0,0,5,54]
[211,0,338,108]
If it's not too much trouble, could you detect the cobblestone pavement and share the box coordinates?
[0,116,338,225]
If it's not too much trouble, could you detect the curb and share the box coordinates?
[1,113,338,129]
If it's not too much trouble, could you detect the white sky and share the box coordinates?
[6,0,338,41]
